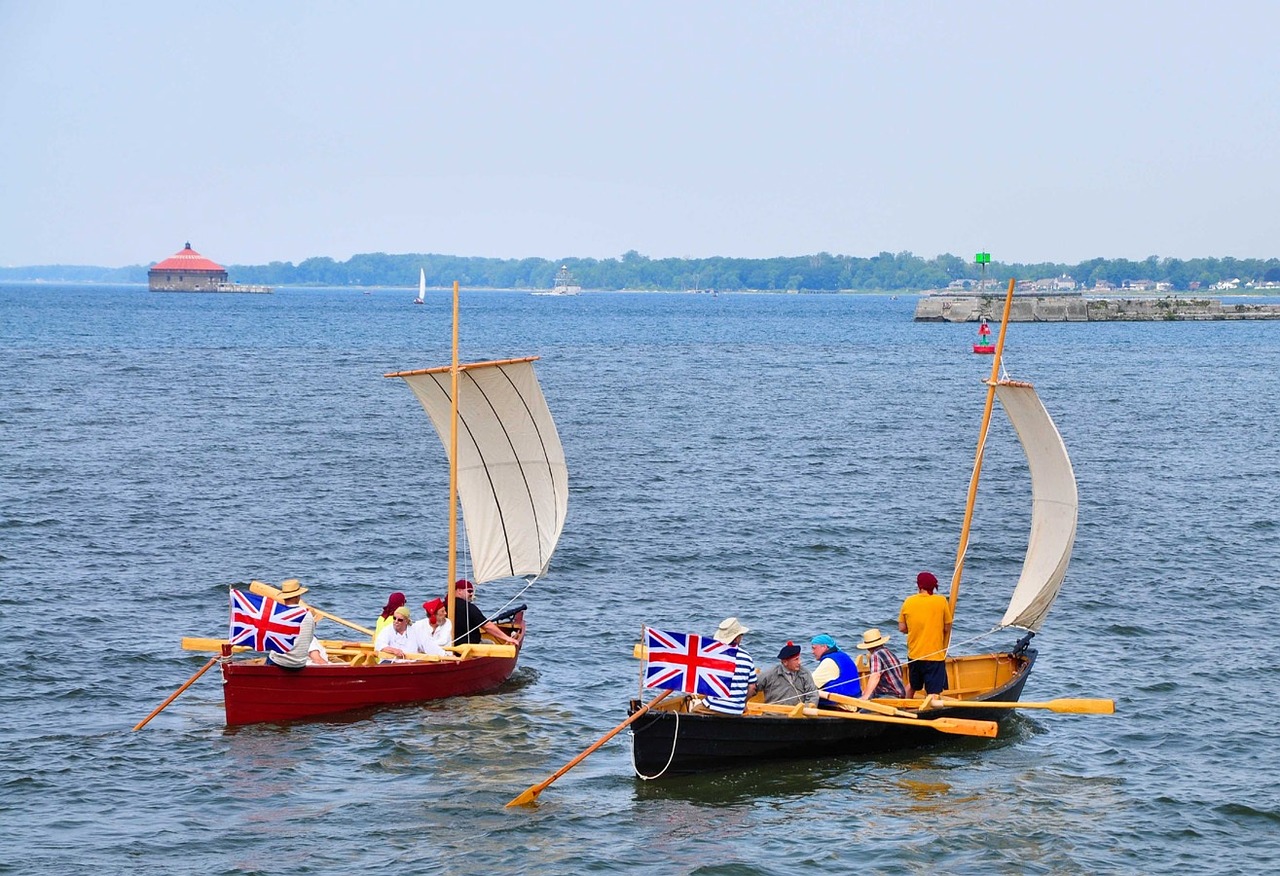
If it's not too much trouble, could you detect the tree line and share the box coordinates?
[5,250,1280,292]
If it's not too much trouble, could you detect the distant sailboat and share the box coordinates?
[414,269,426,305]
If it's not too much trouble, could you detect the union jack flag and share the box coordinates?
[643,627,738,697]
[229,589,308,653]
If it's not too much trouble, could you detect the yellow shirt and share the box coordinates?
[898,592,953,660]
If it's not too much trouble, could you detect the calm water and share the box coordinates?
[2,284,1279,875]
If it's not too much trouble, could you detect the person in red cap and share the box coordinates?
[897,571,954,697]
[374,591,407,640]
[411,596,452,651]
[449,579,520,647]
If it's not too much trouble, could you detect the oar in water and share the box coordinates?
[248,580,375,637]
[906,696,1115,715]
[133,656,218,731]
[507,690,673,808]
[746,701,997,738]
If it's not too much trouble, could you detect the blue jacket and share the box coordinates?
[818,648,862,699]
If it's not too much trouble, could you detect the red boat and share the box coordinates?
[207,281,568,726]
[220,638,522,725]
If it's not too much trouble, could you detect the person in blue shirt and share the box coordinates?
[810,633,861,704]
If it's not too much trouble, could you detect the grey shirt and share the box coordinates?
[756,662,819,706]
[270,611,317,669]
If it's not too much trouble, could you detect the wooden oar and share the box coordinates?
[506,689,673,807]
[746,701,997,738]
[887,696,1115,715]
[133,656,218,731]
[182,636,357,654]
[248,580,375,637]
[822,691,925,718]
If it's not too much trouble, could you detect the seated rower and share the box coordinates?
[373,606,417,659]
[810,634,862,706]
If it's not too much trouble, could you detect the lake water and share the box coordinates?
[2,284,1279,875]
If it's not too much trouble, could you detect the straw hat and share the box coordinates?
[856,628,891,650]
[713,617,750,644]
[277,578,309,601]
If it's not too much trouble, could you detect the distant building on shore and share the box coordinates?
[147,242,271,293]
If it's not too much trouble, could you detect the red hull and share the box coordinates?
[221,652,519,725]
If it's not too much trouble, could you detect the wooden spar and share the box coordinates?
[446,280,461,616]
[383,356,539,378]
[248,580,374,637]
[949,277,1018,622]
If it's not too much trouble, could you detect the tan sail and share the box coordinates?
[389,357,569,584]
[994,380,1078,631]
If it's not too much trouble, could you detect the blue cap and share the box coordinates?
[810,634,837,648]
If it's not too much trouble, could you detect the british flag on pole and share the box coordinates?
[229,589,309,653]
[643,627,738,697]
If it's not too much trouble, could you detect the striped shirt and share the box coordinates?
[704,648,758,715]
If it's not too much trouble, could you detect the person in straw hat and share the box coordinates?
[855,628,907,699]
[699,617,758,715]
[412,597,452,651]
[267,578,330,669]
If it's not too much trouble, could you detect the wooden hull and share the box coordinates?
[628,649,1035,777]
[221,650,519,725]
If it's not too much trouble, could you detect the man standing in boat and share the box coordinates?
[898,571,954,697]
[700,618,757,714]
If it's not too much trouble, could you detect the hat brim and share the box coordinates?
[856,637,889,650]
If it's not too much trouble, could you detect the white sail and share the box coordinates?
[396,358,568,584]
[994,381,1078,632]
[415,269,426,303]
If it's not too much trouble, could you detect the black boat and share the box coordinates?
[628,279,1085,779]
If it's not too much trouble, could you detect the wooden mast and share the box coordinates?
[948,275,1018,621]
[446,281,461,624]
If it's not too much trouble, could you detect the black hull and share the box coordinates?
[628,649,1036,778]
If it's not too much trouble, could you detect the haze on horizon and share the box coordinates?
[2,1,1277,269]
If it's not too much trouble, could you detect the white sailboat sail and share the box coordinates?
[994,381,1078,632]
[415,269,426,304]
[394,357,568,584]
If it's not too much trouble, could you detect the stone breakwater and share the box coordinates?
[914,295,1280,322]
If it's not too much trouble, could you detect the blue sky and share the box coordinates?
[2,1,1277,267]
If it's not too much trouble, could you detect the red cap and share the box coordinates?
[455,579,474,591]
[423,598,445,614]
[917,571,939,592]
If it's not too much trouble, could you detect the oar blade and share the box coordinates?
[506,786,543,808]
[932,717,999,738]
[1050,698,1115,714]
